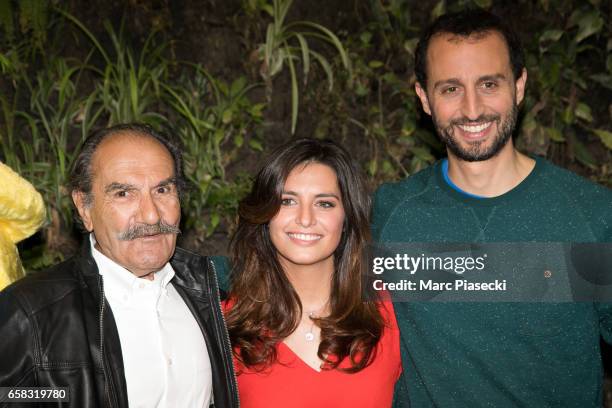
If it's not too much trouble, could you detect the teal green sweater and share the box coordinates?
[372,157,612,407]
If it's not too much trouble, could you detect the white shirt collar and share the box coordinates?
[89,233,175,293]
[88,234,212,407]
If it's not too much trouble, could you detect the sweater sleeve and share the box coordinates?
[371,183,392,242]
[596,302,612,344]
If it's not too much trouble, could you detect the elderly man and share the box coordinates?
[372,9,612,408]
[0,124,238,407]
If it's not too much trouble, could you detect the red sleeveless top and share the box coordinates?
[223,301,402,408]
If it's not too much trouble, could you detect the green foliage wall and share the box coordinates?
[0,0,610,268]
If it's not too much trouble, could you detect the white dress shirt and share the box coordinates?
[90,235,213,408]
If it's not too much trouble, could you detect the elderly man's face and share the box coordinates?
[73,133,181,278]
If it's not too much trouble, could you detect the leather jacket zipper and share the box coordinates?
[98,275,119,407]
[209,259,240,407]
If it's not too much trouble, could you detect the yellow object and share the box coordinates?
[0,162,46,290]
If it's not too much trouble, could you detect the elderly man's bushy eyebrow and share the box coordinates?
[156,177,177,189]
[104,178,177,194]
[104,182,135,194]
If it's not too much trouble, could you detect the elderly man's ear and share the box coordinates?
[72,191,94,232]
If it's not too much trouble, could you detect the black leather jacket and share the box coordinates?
[0,244,239,407]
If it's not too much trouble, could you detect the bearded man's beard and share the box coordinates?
[433,104,518,162]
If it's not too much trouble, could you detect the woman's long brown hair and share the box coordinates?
[226,138,384,373]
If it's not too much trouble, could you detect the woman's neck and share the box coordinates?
[281,258,333,313]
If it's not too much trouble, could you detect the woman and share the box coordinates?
[224,138,401,407]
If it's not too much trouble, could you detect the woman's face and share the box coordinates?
[269,162,345,272]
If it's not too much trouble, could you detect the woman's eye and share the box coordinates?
[115,190,128,198]
[281,198,296,206]
[317,201,336,208]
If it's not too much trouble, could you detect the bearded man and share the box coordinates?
[372,9,612,407]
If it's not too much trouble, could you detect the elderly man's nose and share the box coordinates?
[139,193,161,224]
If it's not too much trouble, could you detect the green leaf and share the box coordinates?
[310,49,334,92]
[268,47,285,78]
[355,82,368,96]
[542,61,560,87]
[539,29,563,43]
[57,9,111,65]
[297,21,351,72]
[295,33,310,81]
[286,41,299,134]
[521,111,536,133]
[546,127,565,143]
[262,4,274,17]
[230,77,246,96]
[402,120,416,138]
[593,129,612,150]
[217,80,229,96]
[367,159,377,176]
[431,0,445,20]
[0,0,14,40]
[222,109,233,124]
[207,212,220,236]
[129,68,138,118]
[472,0,492,8]
[263,23,275,76]
[277,0,293,28]
[403,38,419,56]
[574,75,588,91]
[574,11,603,44]
[589,74,612,90]
[562,106,574,125]
[571,135,597,168]
[19,0,34,33]
[360,31,372,45]
[381,160,394,175]
[234,133,244,148]
[249,103,266,118]
[411,146,434,162]
[0,53,11,73]
[368,60,384,69]
[249,139,263,151]
[214,129,224,144]
[567,9,582,28]
[25,0,47,46]
[574,102,593,122]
